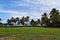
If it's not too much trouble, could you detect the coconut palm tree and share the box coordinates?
[7,19,11,25]
[49,8,60,26]
[37,19,41,26]
[20,16,25,26]
[10,17,14,23]
[0,18,2,24]
[15,17,20,25]
[10,17,15,25]
[24,16,29,22]
[30,19,35,26]
[41,13,49,26]
[26,16,29,22]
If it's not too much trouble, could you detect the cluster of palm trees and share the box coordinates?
[7,16,30,26]
[6,16,41,26]
[0,8,60,27]
[41,8,60,27]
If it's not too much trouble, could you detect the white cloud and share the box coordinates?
[0,10,42,20]
[0,0,60,21]
[10,0,60,12]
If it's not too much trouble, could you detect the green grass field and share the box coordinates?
[0,27,60,34]
[0,27,60,40]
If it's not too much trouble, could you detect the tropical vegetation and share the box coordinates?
[0,8,60,27]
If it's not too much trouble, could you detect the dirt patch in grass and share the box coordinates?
[0,34,59,40]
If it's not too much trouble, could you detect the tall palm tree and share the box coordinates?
[15,17,20,25]
[20,16,25,26]
[0,18,1,21]
[26,16,29,21]
[24,16,29,22]
[36,19,41,26]
[7,19,11,25]
[10,17,14,22]
[10,17,15,25]
[37,19,40,24]
[50,8,59,16]
[0,18,2,24]
[50,8,59,19]
[49,8,60,26]
[41,13,49,26]
[30,19,35,26]
[50,8,59,21]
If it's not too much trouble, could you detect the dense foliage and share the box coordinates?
[0,8,60,27]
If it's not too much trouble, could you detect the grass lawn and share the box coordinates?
[0,27,60,40]
[0,27,60,34]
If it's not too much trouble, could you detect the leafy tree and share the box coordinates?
[37,19,40,24]
[15,17,20,25]
[0,18,1,21]
[26,16,29,21]
[10,17,14,22]
[49,8,60,26]
[50,8,59,22]
[7,19,11,25]
[41,13,49,26]
[25,16,29,22]
[0,18,2,24]
[20,16,25,26]
[30,19,35,26]
[7,17,15,25]
[36,19,41,26]
[15,17,19,21]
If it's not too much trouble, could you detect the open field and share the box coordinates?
[0,27,60,34]
[0,27,60,40]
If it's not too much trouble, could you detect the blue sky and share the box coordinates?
[0,0,60,23]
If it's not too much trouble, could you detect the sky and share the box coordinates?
[0,0,60,23]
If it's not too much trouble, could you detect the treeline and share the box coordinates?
[0,8,60,27]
